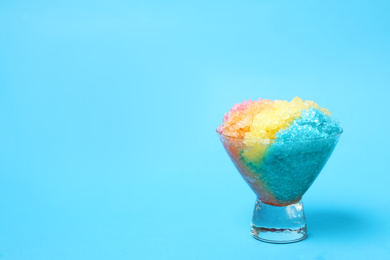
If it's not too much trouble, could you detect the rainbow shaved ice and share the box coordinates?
[217,97,342,206]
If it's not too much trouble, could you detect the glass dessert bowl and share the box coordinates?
[217,129,342,243]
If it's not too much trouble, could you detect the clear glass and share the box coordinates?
[217,130,342,243]
[251,200,306,243]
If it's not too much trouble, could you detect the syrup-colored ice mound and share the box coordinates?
[217,97,332,139]
[217,97,342,206]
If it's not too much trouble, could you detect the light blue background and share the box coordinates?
[1,0,389,259]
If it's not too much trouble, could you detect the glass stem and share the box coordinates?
[251,199,307,243]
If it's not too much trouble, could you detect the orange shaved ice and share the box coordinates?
[218,99,274,138]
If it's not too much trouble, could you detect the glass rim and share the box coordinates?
[216,128,343,142]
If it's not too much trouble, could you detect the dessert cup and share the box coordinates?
[217,130,342,243]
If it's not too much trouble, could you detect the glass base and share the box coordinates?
[251,199,307,244]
